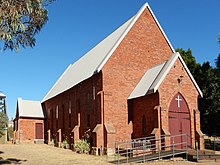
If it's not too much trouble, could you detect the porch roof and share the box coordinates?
[128,52,203,99]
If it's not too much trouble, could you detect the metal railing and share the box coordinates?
[106,134,190,164]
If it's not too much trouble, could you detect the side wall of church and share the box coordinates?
[102,8,173,144]
[42,72,102,146]
[158,58,200,148]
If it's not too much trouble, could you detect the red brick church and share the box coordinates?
[42,3,204,150]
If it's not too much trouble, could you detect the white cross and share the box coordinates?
[175,95,182,108]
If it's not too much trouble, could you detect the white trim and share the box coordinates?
[95,3,175,72]
[177,53,203,97]
[95,4,146,72]
[151,52,203,97]
[147,4,175,53]
[152,53,178,92]
[42,3,178,102]
[128,52,203,99]
[42,64,72,103]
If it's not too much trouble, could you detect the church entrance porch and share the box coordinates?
[168,93,191,149]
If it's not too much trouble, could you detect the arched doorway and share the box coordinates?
[168,93,191,149]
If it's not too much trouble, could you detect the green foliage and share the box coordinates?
[177,48,220,136]
[48,138,55,146]
[8,126,13,140]
[176,48,199,76]
[61,138,70,149]
[74,139,90,154]
[0,0,54,51]
[215,54,220,70]
[0,112,8,138]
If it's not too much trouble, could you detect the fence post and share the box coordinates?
[214,136,216,151]
[117,145,120,165]
[143,140,146,163]
[186,134,188,160]
[172,136,175,160]
[126,144,128,163]
[158,138,160,160]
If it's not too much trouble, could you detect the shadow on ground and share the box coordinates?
[0,157,27,164]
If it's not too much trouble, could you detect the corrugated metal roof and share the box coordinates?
[17,98,44,118]
[42,3,175,103]
[128,62,166,99]
[128,52,203,99]
[42,16,134,102]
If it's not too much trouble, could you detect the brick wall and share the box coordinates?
[158,58,201,148]
[131,93,159,139]
[14,118,44,143]
[43,7,204,149]
[102,8,173,143]
[43,72,103,145]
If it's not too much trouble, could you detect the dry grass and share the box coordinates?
[0,144,111,165]
[0,144,219,165]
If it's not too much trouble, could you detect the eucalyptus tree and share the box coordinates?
[0,0,54,51]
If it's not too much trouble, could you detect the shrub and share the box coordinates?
[48,139,55,146]
[74,139,90,154]
[61,139,70,149]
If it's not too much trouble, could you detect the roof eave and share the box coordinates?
[177,53,203,98]
[42,64,72,103]
[152,52,203,97]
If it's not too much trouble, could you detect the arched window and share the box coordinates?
[142,115,146,136]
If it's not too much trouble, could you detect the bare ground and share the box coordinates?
[0,144,219,165]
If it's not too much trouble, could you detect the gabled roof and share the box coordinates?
[128,62,166,99]
[42,3,175,103]
[128,52,203,99]
[16,98,44,118]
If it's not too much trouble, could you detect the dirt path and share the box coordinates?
[0,144,110,165]
[0,144,219,165]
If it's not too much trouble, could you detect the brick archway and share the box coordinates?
[168,93,191,148]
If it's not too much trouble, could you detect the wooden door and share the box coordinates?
[168,93,191,149]
[35,123,43,139]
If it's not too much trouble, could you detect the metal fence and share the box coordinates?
[106,134,190,164]
[204,136,220,151]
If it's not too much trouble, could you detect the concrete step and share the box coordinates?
[34,139,44,144]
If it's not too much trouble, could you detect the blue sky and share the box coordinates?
[1,0,220,119]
